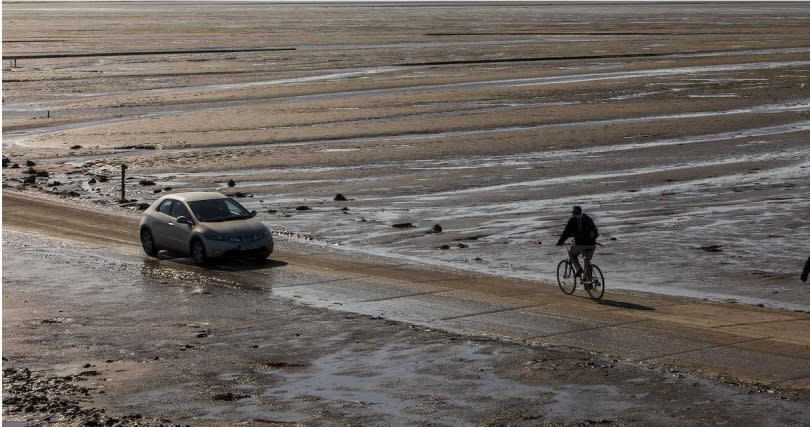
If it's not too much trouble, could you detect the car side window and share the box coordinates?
[170,201,190,219]
[157,200,174,216]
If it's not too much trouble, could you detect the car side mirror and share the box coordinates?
[177,216,193,225]
[249,210,257,218]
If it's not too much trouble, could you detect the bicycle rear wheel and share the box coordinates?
[586,265,605,300]
[556,260,576,295]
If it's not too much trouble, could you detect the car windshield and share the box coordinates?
[188,198,251,222]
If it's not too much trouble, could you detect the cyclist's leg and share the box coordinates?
[570,245,584,275]
[582,246,596,281]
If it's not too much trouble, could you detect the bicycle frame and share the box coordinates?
[564,242,593,280]
[564,241,582,264]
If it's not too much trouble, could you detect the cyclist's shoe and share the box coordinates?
[582,280,592,290]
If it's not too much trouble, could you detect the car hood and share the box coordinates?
[197,218,269,235]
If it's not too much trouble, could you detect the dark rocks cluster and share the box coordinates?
[121,144,156,150]
[23,167,49,177]
[3,158,73,195]
[212,392,250,401]
[4,161,84,198]
[273,230,315,241]
[386,222,474,251]
[3,153,175,204]
[2,367,152,426]
[438,243,469,250]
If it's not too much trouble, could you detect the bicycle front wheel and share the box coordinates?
[557,260,576,295]
[587,265,605,301]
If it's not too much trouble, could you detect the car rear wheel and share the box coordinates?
[140,228,158,257]
[191,239,209,265]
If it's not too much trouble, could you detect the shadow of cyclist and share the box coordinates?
[596,298,655,311]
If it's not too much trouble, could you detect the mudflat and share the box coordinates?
[3,2,810,424]
[3,2,809,307]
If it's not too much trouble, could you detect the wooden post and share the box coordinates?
[120,164,128,202]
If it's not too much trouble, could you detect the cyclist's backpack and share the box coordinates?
[577,214,599,243]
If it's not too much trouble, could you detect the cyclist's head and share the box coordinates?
[571,205,583,216]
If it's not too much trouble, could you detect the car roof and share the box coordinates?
[162,192,229,203]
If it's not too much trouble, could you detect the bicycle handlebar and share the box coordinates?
[563,241,605,247]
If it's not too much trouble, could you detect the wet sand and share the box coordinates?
[4,2,809,309]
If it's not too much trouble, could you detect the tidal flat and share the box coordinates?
[3,2,810,308]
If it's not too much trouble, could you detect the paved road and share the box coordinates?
[4,191,809,389]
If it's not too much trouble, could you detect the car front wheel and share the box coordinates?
[140,228,158,257]
[191,239,209,265]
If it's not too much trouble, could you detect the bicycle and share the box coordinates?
[556,242,605,300]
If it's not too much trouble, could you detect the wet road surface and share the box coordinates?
[4,191,810,392]
[5,228,810,425]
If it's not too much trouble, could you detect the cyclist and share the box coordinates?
[802,256,809,282]
[556,206,599,285]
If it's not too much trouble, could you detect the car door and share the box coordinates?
[164,200,194,253]
[151,199,176,249]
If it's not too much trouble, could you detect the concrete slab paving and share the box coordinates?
[538,320,750,361]
[626,302,804,328]
[343,291,517,324]
[440,308,597,341]
[272,277,451,305]
[424,277,543,297]
[714,319,810,345]
[648,339,810,383]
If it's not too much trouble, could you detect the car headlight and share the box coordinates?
[203,231,227,241]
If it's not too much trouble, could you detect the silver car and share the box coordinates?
[139,192,273,264]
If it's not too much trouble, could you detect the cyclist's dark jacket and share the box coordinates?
[556,213,598,246]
